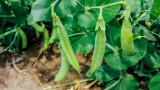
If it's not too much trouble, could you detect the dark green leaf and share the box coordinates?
[143,42,160,68]
[70,32,95,54]
[105,74,139,90]
[28,0,55,24]
[86,65,121,82]
[151,0,160,19]
[1,1,27,24]
[148,72,160,90]
[105,37,147,70]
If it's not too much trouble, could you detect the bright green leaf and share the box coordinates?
[55,0,77,18]
[28,0,76,24]
[77,12,96,28]
[124,0,141,13]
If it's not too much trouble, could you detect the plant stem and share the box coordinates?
[105,43,118,54]
[68,32,86,38]
[0,29,17,39]
[0,32,18,54]
[143,68,159,73]
[137,23,160,38]
[53,79,93,88]
[0,15,15,18]
[132,8,151,28]
[51,0,59,7]
[104,79,121,90]
[86,1,128,10]
[133,36,147,40]
[76,1,85,10]
[102,1,128,8]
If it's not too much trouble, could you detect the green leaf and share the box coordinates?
[151,0,160,19]
[124,0,141,13]
[148,72,160,90]
[1,1,27,24]
[105,18,121,48]
[78,0,121,23]
[142,43,160,68]
[63,14,77,28]
[104,53,127,70]
[77,12,96,28]
[105,74,139,90]
[70,32,95,54]
[104,36,147,70]
[55,0,77,18]
[28,0,76,24]
[102,0,121,23]
[133,25,156,41]
[86,65,121,82]
[28,0,55,24]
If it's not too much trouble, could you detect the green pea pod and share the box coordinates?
[30,23,44,33]
[49,21,57,44]
[54,43,70,81]
[18,28,28,49]
[90,9,106,74]
[43,30,49,51]
[121,6,136,56]
[35,30,41,38]
[90,27,106,74]
[57,19,80,72]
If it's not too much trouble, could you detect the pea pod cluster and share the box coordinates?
[121,6,136,56]
[30,23,50,51]
[56,18,80,72]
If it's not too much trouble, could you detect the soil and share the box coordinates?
[0,43,103,90]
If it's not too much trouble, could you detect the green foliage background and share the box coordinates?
[0,0,160,89]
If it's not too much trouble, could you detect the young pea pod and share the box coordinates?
[43,29,49,51]
[90,11,106,74]
[54,43,70,81]
[30,23,44,33]
[49,21,57,44]
[56,19,80,72]
[35,30,41,38]
[18,28,28,49]
[121,6,136,56]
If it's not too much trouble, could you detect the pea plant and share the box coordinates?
[0,0,160,89]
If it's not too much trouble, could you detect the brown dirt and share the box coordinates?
[0,44,103,90]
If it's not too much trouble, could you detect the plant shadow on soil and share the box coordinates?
[0,39,102,90]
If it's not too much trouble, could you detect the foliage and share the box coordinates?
[0,0,160,89]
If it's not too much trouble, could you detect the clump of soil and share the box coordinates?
[0,43,102,90]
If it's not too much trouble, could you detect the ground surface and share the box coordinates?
[0,43,102,90]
